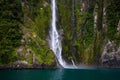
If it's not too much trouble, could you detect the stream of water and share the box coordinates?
[49,0,66,68]
[49,0,76,68]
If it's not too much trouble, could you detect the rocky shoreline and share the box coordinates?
[0,61,57,69]
[0,63,120,69]
[1,41,120,69]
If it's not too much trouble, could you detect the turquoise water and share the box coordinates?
[0,69,120,80]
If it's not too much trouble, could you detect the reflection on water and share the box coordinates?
[0,69,120,80]
[50,69,64,80]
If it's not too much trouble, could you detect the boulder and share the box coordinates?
[101,41,120,67]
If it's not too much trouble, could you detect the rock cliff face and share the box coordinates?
[101,41,120,67]
[0,0,120,68]
[17,0,56,68]
[0,0,56,68]
[56,0,120,67]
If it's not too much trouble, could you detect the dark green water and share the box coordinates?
[0,69,120,80]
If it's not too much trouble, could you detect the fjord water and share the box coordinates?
[0,69,120,80]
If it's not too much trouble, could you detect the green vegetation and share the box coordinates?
[21,0,55,65]
[106,0,120,45]
[57,0,73,63]
[0,0,120,66]
[0,0,55,66]
[0,0,23,64]
[57,0,95,64]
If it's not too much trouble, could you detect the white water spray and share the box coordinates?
[71,59,77,68]
[49,0,77,68]
[49,0,66,68]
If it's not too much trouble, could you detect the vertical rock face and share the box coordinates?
[56,0,120,67]
[101,7,120,66]
[57,0,94,64]
[14,0,56,68]
[18,0,120,68]
[99,0,120,67]
[0,0,120,68]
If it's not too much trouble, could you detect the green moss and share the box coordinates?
[106,0,120,45]
[0,0,119,66]
[21,0,55,65]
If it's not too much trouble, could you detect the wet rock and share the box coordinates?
[21,39,25,43]
[12,61,30,68]
[40,8,43,10]
[43,2,49,7]
[17,46,23,56]
[33,34,37,38]
[101,41,120,67]
[26,48,30,57]
[32,54,38,64]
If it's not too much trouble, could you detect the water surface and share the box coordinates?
[0,69,120,80]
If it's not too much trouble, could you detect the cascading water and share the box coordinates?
[71,59,77,68]
[49,0,77,68]
[49,0,66,68]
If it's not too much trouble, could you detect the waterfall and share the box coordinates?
[49,0,66,68]
[71,59,77,68]
[49,0,77,68]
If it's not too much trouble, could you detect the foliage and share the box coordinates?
[106,0,120,44]
[0,0,23,64]
[0,0,120,66]
[21,0,55,65]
